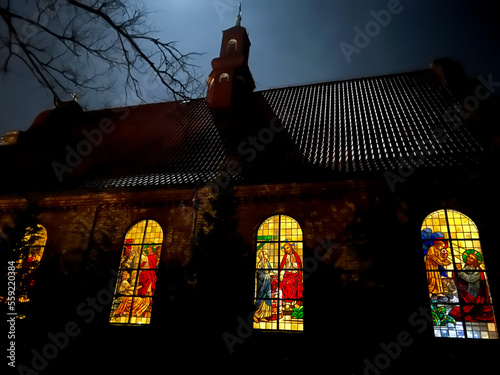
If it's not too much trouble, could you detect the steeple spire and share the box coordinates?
[206,3,255,109]
[235,3,242,26]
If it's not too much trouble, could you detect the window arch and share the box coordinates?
[207,77,214,89]
[219,72,229,83]
[15,224,47,304]
[421,209,498,339]
[226,38,237,52]
[254,214,304,331]
[109,220,163,325]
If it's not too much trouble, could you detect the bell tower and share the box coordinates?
[206,5,255,109]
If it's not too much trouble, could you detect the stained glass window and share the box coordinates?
[15,224,47,304]
[254,215,304,331]
[109,220,163,325]
[421,209,498,339]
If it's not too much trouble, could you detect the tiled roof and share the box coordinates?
[1,69,490,193]
[80,100,229,189]
[261,69,486,174]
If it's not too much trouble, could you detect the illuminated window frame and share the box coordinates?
[226,38,237,52]
[254,214,304,332]
[219,73,230,83]
[14,224,47,306]
[109,220,163,325]
[421,209,498,339]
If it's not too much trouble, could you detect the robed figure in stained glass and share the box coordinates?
[422,229,452,301]
[254,251,274,323]
[110,220,163,325]
[136,245,159,308]
[120,239,138,269]
[112,245,160,319]
[449,250,495,322]
[254,215,304,331]
[280,242,303,310]
[112,271,138,317]
[421,209,498,339]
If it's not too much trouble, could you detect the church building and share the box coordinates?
[1,10,499,375]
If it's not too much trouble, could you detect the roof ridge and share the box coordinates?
[256,69,432,93]
[81,96,206,115]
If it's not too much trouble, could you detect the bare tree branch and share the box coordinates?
[0,0,205,108]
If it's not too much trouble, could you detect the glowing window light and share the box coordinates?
[226,38,237,52]
[219,73,230,83]
[254,215,304,332]
[109,220,163,325]
[421,209,498,339]
[15,224,48,304]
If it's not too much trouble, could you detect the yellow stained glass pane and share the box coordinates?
[421,209,498,339]
[279,215,303,242]
[22,225,47,247]
[15,224,48,305]
[255,215,303,332]
[446,210,479,239]
[110,220,163,325]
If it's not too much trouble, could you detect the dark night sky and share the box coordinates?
[1,0,499,136]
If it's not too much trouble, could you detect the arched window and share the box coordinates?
[254,214,304,331]
[219,73,229,83]
[226,38,237,52]
[421,209,498,339]
[109,220,163,325]
[207,77,214,89]
[15,224,47,304]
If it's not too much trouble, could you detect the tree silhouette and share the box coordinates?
[0,0,204,106]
